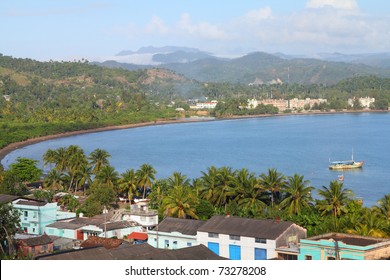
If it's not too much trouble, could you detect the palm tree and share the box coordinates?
[259,168,286,208]
[162,184,199,219]
[77,165,92,195]
[215,166,235,208]
[234,169,266,216]
[119,169,139,206]
[65,146,88,192]
[317,180,352,219]
[53,147,68,173]
[346,209,387,237]
[135,163,156,199]
[198,166,219,205]
[43,148,57,171]
[95,165,119,189]
[167,172,190,188]
[88,148,111,175]
[44,169,64,191]
[375,194,390,220]
[280,174,314,215]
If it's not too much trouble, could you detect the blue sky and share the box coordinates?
[1,0,389,61]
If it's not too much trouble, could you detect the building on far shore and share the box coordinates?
[247,98,327,111]
[348,97,375,109]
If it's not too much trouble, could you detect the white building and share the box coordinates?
[121,200,158,229]
[190,100,218,110]
[148,217,205,249]
[348,97,375,108]
[196,215,307,260]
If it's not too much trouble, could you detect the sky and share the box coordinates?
[1,0,390,61]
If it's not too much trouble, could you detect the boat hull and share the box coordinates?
[329,161,364,170]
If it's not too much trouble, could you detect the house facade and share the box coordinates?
[121,203,158,229]
[12,199,58,235]
[45,218,142,241]
[299,233,390,260]
[197,215,306,260]
[148,217,205,249]
[16,234,53,257]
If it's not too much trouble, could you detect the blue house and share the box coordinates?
[299,233,390,260]
[0,194,76,235]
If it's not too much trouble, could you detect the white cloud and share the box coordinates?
[244,6,272,22]
[306,0,358,10]
[178,13,230,40]
[145,16,169,34]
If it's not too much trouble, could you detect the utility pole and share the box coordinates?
[103,206,107,238]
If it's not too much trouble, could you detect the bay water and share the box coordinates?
[2,112,390,207]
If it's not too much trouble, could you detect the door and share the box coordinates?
[229,244,241,260]
[208,242,220,255]
[255,248,267,260]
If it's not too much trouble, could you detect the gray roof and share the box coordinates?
[36,243,225,260]
[14,199,47,207]
[46,221,84,230]
[307,233,390,247]
[100,220,139,231]
[17,234,53,247]
[197,215,295,239]
[0,194,19,204]
[156,217,205,236]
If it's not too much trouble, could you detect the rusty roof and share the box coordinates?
[80,236,124,249]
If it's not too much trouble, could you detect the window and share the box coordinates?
[255,238,266,244]
[229,235,240,241]
[208,232,219,238]
[187,242,192,247]
[24,211,28,217]
[305,255,312,260]
[164,240,169,248]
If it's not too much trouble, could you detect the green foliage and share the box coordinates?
[8,157,42,183]
[0,203,20,257]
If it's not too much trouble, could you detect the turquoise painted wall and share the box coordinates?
[299,239,367,260]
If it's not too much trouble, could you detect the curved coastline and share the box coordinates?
[0,109,387,163]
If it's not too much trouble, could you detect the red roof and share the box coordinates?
[128,232,148,240]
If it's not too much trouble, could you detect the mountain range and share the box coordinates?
[94,46,390,85]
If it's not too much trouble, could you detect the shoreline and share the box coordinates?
[0,109,387,163]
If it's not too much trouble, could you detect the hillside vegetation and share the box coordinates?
[0,54,199,149]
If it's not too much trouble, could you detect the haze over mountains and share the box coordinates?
[94,46,390,85]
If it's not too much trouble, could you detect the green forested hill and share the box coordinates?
[0,54,197,149]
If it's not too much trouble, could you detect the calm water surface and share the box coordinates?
[2,112,390,207]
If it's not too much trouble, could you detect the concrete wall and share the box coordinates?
[148,231,197,249]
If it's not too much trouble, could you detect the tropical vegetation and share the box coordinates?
[0,147,389,239]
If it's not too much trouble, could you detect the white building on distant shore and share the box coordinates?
[348,97,375,108]
[190,100,218,110]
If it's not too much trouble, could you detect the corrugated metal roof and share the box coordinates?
[17,234,53,247]
[36,243,225,260]
[157,217,205,236]
[197,215,294,239]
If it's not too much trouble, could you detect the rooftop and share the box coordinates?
[156,217,205,236]
[36,243,225,260]
[17,234,53,247]
[306,233,390,247]
[197,215,296,239]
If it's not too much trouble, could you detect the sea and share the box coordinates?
[2,112,390,207]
